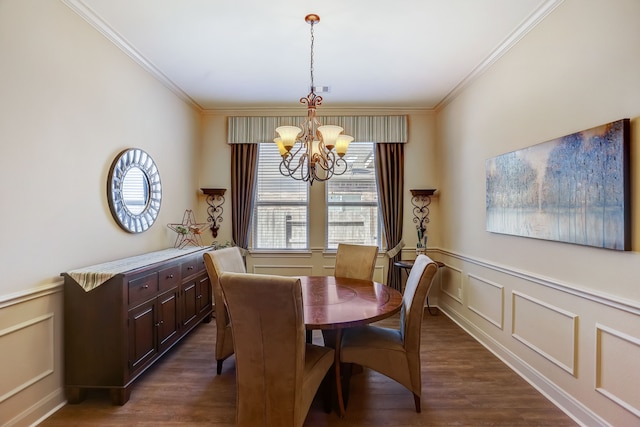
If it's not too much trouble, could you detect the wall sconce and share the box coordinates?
[410,189,436,251]
[201,188,226,238]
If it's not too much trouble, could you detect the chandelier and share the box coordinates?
[274,14,353,185]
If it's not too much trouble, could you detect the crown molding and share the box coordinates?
[436,0,565,111]
[60,0,203,113]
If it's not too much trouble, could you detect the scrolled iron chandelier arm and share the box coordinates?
[279,145,305,179]
[273,14,353,185]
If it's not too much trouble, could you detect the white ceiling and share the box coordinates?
[63,0,561,111]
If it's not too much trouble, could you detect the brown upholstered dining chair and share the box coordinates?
[334,243,378,280]
[324,243,379,346]
[203,247,245,374]
[339,254,439,412]
[219,272,335,427]
[318,243,378,347]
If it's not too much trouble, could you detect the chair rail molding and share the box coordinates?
[433,247,640,316]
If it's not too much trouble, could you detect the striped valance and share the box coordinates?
[228,115,407,144]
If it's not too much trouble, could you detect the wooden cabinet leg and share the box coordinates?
[110,387,131,405]
[66,387,87,404]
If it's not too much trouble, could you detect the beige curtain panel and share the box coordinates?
[228,115,408,144]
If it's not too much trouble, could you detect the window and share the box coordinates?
[252,143,309,249]
[252,141,380,251]
[326,142,380,250]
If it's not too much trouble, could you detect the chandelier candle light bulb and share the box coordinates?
[273,14,353,184]
[273,137,287,156]
[335,135,354,157]
[317,125,343,150]
[274,126,301,151]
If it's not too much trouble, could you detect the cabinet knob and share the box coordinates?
[167,274,174,279]
[142,284,149,289]
[188,266,194,270]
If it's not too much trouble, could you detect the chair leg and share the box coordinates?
[413,393,421,413]
[342,362,353,408]
[321,369,332,414]
[217,359,223,375]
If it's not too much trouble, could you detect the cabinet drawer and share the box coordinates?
[158,265,181,291]
[128,273,158,305]
[181,256,201,278]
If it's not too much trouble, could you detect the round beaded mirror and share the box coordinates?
[107,148,162,233]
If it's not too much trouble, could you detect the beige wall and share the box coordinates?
[436,0,640,425]
[0,1,201,424]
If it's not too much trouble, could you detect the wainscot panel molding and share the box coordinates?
[433,247,640,426]
[0,313,54,403]
[0,282,65,427]
[435,248,640,316]
[440,264,463,304]
[249,250,313,258]
[467,273,504,330]
[321,265,386,284]
[247,249,387,284]
[251,265,314,277]
[322,266,335,276]
[0,283,63,309]
[250,264,387,284]
[595,323,640,418]
[511,291,578,376]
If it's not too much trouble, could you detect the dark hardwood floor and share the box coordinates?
[40,310,578,426]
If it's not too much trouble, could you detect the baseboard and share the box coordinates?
[438,304,609,427]
[4,387,65,427]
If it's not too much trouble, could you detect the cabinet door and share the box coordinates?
[158,288,180,351]
[128,300,157,374]
[197,274,211,315]
[182,279,198,328]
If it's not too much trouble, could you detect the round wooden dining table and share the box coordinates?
[298,276,403,417]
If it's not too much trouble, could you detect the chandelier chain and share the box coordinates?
[309,20,315,92]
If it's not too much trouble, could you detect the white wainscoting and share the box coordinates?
[467,273,504,330]
[0,283,65,427]
[435,248,640,427]
[440,264,463,304]
[252,264,315,277]
[595,323,640,418]
[251,261,386,283]
[0,313,54,403]
[511,291,578,376]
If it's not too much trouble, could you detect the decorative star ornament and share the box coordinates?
[167,209,209,248]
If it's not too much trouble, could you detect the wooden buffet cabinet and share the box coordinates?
[62,247,212,405]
